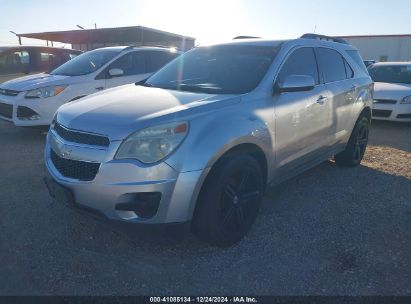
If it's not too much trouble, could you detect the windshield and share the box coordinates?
[145,45,280,94]
[369,65,411,84]
[50,49,119,76]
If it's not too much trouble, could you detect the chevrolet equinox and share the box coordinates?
[44,34,373,247]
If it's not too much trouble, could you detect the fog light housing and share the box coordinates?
[17,106,40,120]
[115,192,162,219]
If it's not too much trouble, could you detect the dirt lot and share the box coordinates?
[0,119,410,295]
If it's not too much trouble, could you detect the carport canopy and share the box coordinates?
[16,26,195,47]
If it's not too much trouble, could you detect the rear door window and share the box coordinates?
[346,50,368,73]
[277,47,319,85]
[38,51,62,71]
[147,51,179,73]
[316,48,347,83]
[344,59,354,78]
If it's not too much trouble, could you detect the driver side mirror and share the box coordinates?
[275,75,315,93]
[108,68,124,78]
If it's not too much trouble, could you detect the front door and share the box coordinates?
[104,51,152,89]
[274,47,332,173]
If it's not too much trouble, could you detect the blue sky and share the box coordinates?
[0,0,410,47]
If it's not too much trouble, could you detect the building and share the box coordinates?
[338,34,411,62]
[15,26,195,51]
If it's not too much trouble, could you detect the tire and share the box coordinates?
[192,154,264,247]
[334,115,370,167]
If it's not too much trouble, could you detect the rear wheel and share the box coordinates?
[335,116,370,167]
[192,155,264,247]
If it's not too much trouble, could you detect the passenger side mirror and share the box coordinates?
[108,68,124,78]
[275,75,315,93]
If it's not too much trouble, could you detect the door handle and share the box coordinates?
[316,95,327,105]
[95,87,104,91]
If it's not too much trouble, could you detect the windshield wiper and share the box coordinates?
[176,83,219,93]
[136,79,152,87]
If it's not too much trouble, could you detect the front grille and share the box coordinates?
[50,149,100,181]
[397,114,411,119]
[53,122,110,147]
[0,88,20,96]
[372,109,392,118]
[0,103,13,118]
[373,99,397,104]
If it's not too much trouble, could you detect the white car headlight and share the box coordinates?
[401,95,411,104]
[115,121,189,164]
[25,85,67,99]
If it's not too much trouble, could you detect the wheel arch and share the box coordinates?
[187,142,269,221]
[359,106,371,121]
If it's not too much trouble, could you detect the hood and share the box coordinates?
[0,73,73,91]
[56,84,241,140]
[373,82,411,100]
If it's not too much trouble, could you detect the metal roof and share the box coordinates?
[16,26,195,44]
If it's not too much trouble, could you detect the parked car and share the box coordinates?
[44,35,373,246]
[0,46,181,126]
[0,46,81,84]
[369,62,411,122]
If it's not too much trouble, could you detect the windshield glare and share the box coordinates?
[51,49,118,76]
[369,65,411,84]
[145,45,279,94]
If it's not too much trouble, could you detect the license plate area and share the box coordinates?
[44,176,74,207]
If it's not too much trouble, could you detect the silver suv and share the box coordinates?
[44,34,373,247]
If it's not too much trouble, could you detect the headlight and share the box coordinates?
[401,95,411,104]
[25,85,67,99]
[115,121,189,163]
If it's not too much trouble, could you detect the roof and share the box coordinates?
[203,38,288,47]
[0,45,81,52]
[337,34,411,39]
[86,45,182,53]
[16,26,195,44]
[199,37,357,51]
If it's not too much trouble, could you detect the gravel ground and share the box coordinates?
[0,119,410,296]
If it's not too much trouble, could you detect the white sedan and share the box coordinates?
[369,62,411,122]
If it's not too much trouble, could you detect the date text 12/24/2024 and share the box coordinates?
[149,297,258,303]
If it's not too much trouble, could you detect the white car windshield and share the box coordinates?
[51,49,118,76]
[369,65,411,84]
[145,44,280,94]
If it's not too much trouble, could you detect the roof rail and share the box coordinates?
[300,33,349,44]
[120,45,137,52]
[120,45,182,52]
[233,36,261,40]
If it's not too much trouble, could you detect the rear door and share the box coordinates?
[316,47,357,145]
[274,47,332,172]
[103,51,151,89]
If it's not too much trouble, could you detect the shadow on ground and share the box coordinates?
[0,120,410,295]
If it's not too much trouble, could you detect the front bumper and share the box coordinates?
[0,93,61,126]
[372,102,411,122]
[44,131,206,224]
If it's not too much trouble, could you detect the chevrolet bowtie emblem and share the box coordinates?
[60,148,72,158]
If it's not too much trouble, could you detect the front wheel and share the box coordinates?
[192,155,264,247]
[335,115,370,167]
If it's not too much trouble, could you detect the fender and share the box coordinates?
[165,106,274,175]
